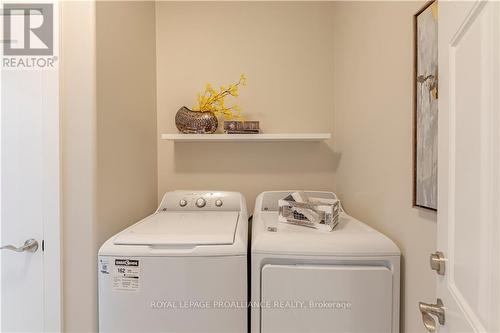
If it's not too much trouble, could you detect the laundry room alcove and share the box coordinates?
[86,1,438,332]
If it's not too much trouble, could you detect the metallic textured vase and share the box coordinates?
[175,106,218,134]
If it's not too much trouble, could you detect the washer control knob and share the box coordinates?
[179,199,187,207]
[215,199,223,207]
[195,198,206,208]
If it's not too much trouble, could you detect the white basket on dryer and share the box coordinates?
[277,191,340,231]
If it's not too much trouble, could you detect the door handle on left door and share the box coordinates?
[0,239,39,253]
[419,298,445,332]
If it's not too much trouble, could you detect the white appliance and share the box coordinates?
[251,191,400,333]
[98,191,248,333]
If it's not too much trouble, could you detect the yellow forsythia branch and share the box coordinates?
[192,74,247,120]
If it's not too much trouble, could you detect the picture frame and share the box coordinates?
[413,0,438,211]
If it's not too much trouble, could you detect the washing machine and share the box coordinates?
[98,191,248,333]
[251,191,400,333]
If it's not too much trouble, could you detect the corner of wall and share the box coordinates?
[60,1,98,332]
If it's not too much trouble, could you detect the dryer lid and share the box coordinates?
[113,211,239,246]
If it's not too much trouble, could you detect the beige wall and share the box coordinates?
[61,1,157,331]
[156,2,336,210]
[332,2,437,332]
[61,2,98,331]
[96,1,158,247]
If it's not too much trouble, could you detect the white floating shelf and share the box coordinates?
[161,133,331,142]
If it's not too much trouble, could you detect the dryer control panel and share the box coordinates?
[158,191,242,212]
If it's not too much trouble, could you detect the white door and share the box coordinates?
[426,1,500,332]
[0,2,61,331]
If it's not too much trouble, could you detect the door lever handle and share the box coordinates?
[419,298,445,332]
[0,239,38,253]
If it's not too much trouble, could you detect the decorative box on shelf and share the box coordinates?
[223,121,260,134]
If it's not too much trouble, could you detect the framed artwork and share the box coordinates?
[414,1,438,211]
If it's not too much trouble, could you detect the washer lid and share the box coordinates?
[113,211,239,246]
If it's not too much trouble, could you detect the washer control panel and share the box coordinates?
[158,191,242,212]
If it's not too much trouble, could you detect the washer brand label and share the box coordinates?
[112,258,140,292]
[115,259,139,267]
